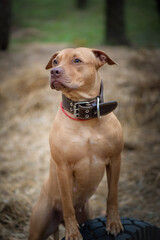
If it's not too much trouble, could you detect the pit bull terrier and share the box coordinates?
[29,47,124,240]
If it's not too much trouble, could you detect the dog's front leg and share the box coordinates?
[106,154,124,236]
[56,163,83,240]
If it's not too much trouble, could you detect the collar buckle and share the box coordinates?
[97,97,101,119]
[73,101,90,118]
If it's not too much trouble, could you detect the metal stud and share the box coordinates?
[70,107,73,112]
[70,102,73,106]
[85,114,89,118]
[85,109,89,113]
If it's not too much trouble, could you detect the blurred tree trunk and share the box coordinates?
[105,0,129,45]
[155,0,160,15]
[76,0,88,9]
[0,0,11,50]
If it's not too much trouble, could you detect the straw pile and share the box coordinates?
[0,44,159,239]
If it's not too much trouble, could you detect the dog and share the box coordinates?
[29,47,124,240]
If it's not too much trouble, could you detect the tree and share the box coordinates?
[155,0,160,15]
[105,0,129,45]
[76,0,88,10]
[0,0,12,50]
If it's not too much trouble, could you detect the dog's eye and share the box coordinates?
[53,59,58,65]
[74,58,81,63]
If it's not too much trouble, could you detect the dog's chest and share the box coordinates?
[52,122,112,166]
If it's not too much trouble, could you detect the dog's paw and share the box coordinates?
[106,214,124,236]
[65,217,83,240]
[65,228,83,240]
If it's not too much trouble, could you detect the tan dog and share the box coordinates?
[29,48,124,240]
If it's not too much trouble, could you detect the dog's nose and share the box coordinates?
[50,68,62,76]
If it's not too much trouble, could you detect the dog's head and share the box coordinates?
[45,48,116,100]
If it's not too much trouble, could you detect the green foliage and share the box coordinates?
[12,0,160,47]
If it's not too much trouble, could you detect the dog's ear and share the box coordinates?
[45,52,59,70]
[92,49,117,68]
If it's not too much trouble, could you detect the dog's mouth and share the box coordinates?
[51,80,65,91]
[50,68,80,92]
[50,78,79,92]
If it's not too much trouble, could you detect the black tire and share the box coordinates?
[62,217,160,240]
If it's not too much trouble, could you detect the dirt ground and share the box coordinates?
[0,44,160,240]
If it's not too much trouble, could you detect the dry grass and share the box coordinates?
[0,44,160,240]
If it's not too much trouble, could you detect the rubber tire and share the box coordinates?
[62,217,160,240]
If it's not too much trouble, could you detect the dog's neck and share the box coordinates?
[61,80,118,120]
[62,79,103,106]
[61,75,101,102]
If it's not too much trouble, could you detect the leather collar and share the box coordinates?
[61,80,118,120]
